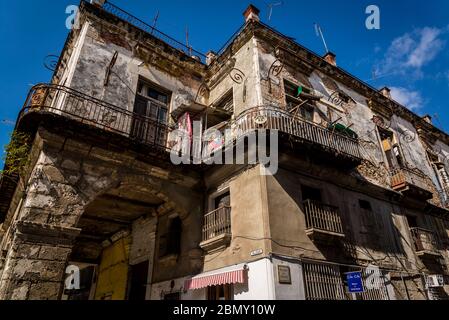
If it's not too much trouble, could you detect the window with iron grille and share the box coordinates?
[302,261,390,300]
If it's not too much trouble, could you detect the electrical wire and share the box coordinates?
[203,234,319,263]
[203,231,432,277]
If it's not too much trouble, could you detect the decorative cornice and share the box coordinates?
[206,57,237,90]
[274,47,315,76]
[248,21,449,146]
[368,99,393,120]
[135,43,205,78]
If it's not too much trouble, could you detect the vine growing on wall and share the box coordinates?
[1,131,32,177]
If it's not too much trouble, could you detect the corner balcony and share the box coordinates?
[390,167,433,200]
[230,106,362,167]
[18,84,172,153]
[303,200,345,243]
[199,206,232,253]
[410,227,440,259]
[441,188,449,209]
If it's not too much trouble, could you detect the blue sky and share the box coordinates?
[1,0,449,167]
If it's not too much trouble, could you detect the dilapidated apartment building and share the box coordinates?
[1,0,449,300]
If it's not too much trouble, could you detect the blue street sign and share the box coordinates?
[346,271,364,293]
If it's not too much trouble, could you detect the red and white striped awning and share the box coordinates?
[184,267,247,290]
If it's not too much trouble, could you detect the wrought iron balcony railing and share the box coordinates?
[229,106,362,160]
[390,167,431,194]
[410,227,439,257]
[20,84,172,151]
[303,200,344,237]
[201,206,232,243]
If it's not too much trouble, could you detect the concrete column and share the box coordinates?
[0,221,79,300]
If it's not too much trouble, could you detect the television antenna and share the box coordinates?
[151,10,160,34]
[185,26,192,56]
[265,1,284,21]
[314,23,329,53]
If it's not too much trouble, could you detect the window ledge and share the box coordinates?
[158,254,179,265]
[200,233,232,253]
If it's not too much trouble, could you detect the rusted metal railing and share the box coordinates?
[410,227,438,254]
[20,84,172,151]
[303,200,344,235]
[230,106,361,160]
[202,206,232,242]
[390,167,430,192]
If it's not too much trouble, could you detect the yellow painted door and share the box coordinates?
[94,236,131,300]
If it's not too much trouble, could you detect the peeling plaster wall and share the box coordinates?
[3,3,449,299]
[68,19,205,122]
[129,216,157,266]
[0,125,204,299]
[266,168,407,264]
[435,139,449,175]
[202,165,271,273]
[256,37,447,195]
[208,38,260,116]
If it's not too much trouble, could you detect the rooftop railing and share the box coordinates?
[101,1,206,62]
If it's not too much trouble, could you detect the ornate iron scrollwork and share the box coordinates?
[43,55,59,72]
[371,115,391,130]
[254,114,268,125]
[195,82,209,103]
[268,59,284,78]
[433,145,449,167]
[265,59,284,93]
[328,91,344,107]
[399,128,416,144]
[328,90,356,111]
[229,68,245,84]
[100,109,118,125]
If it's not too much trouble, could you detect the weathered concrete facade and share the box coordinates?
[1,2,449,300]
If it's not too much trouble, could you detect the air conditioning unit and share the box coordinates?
[427,275,444,288]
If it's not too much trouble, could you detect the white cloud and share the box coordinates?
[407,27,444,67]
[375,27,446,77]
[390,87,424,111]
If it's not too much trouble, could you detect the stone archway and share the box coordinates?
[0,128,202,300]
[67,173,193,300]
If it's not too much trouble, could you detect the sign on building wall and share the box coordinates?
[277,265,292,284]
[346,272,364,293]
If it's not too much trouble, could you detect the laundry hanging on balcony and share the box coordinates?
[203,121,227,156]
[171,112,192,154]
[184,265,248,290]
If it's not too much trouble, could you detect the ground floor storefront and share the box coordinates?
[63,256,448,300]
